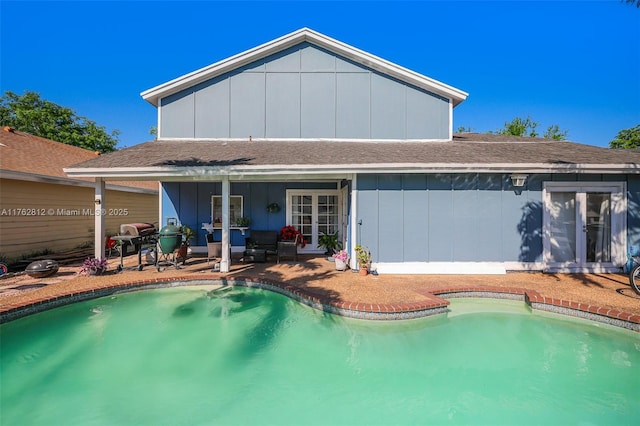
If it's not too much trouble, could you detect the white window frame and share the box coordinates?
[211,195,243,225]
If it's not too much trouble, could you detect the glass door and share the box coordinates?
[548,192,577,264]
[544,183,624,272]
[287,190,340,252]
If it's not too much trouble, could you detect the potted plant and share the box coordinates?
[332,249,349,271]
[79,257,108,276]
[177,225,195,263]
[266,202,281,213]
[318,231,342,255]
[355,244,371,275]
[236,217,251,227]
[279,225,307,248]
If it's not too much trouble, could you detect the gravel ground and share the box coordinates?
[1,254,639,316]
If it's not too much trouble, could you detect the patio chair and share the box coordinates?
[206,233,221,263]
[277,234,299,263]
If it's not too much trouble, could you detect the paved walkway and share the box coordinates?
[1,255,639,330]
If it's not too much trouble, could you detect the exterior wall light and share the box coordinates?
[510,174,528,187]
[95,199,101,205]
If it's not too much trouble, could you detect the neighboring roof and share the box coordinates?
[64,134,640,179]
[0,127,158,192]
[141,28,469,108]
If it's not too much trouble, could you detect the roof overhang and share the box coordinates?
[140,28,469,108]
[1,169,159,193]
[64,163,640,181]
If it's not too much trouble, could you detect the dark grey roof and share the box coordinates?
[66,133,640,172]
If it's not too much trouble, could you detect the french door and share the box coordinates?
[286,190,340,252]
[543,182,625,272]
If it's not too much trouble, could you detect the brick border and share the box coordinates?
[0,277,638,331]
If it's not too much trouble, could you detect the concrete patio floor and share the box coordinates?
[1,253,639,325]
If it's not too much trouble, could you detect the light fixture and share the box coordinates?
[510,174,528,187]
[95,199,101,205]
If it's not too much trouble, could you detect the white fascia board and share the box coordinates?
[63,162,640,180]
[141,28,468,107]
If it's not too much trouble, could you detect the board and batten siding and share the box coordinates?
[161,180,338,247]
[357,173,541,265]
[160,43,450,140]
[357,173,638,266]
[0,179,158,261]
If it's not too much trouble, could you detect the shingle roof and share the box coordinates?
[0,127,158,191]
[64,134,640,177]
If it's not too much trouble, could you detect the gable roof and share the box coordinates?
[0,127,157,192]
[64,134,640,179]
[141,28,469,108]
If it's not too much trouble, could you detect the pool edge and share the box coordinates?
[1,276,639,332]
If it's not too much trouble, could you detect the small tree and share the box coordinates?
[0,90,119,153]
[496,116,568,140]
[543,124,569,141]
[609,124,640,149]
[498,116,539,138]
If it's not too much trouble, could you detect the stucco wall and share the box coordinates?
[160,43,450,140]
[0,179,158,261]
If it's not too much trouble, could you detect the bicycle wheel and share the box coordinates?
[630,263,640,295]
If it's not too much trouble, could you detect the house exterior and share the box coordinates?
[64,28,640,274]
[0,127,158,261]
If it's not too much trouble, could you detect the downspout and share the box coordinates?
[94,178,106,259]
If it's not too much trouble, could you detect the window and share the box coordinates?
[211,196,243,225]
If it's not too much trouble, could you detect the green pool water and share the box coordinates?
[1,286,638,426]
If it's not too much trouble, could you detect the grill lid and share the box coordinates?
[120,223,156,236]
[159,224,181,236]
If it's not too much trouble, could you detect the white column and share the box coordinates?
[220,176,231,272]
[94,178,106,259]
[350,174,358,270]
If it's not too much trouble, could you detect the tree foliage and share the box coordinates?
[0,91,119,153]
[495,116,568,140]
[622,0,639,8]
[609,124,640,149]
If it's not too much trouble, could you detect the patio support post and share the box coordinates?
[350,174,358,270]
[94,178,106,260]
[221,176,230,272]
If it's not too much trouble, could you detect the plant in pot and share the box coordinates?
[318,231,342,256]
[79,257,108,276]
[177,225,195,264]
[236,217,251,227]
[279,225,307,248]
[332,249,349,271]
[355,244,371,275]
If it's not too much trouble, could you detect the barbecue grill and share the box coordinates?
[112,223,158,272]
[156,224,182,271]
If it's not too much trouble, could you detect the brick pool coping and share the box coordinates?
[1,275,639,332]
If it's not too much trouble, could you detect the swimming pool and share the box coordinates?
[1,286,638,425]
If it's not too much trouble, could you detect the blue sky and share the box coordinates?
[1,1,638,148]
